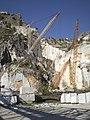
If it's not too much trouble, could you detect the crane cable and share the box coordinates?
[30,12,58,25]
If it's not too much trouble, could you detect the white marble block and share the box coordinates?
[11,96,17,104]
[70,93,78,103]
[65,93,71,103]
[78,93,87,103]
[19,93,35,102]
[20,87,36,94]
[61,93,66,103]
[86,92,90,103]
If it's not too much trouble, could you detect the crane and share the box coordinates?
[50,19,79,90]
[72,19,79,88]
[9,12,60,74]
[29,12,60,51]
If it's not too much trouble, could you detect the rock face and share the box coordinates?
[0,11,23,26]
[0,11,55,96]
[41,38,90,91]
[78,31,90,41]
[0,11,41,64]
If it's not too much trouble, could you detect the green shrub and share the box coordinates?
[38,84,49,95]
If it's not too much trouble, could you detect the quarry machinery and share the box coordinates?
[29,12,60,51]
[51,19,79,90]
[51,59,72,88]
[72,19,79,88]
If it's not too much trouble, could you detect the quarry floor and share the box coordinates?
[0,103,90,120]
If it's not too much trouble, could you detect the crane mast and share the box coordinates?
[72,19,79,88]
[51,19,79,90]
[30,12,60,51]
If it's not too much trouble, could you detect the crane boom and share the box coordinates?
[30,12,60,51]
[52,59,70,87]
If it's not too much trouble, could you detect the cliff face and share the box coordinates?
[0,12,26,62]
[41,38,90,91]
[78,31,90,41]
[0,12,55,92]
[0,11,24,26]
[0,11,42,63]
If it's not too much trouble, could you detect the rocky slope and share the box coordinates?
[0,12,55,93]
[78,31,90,41]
